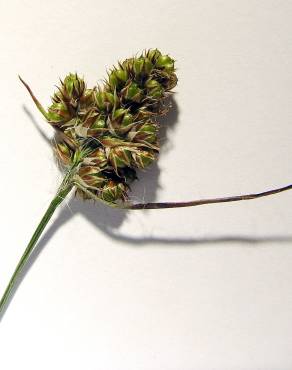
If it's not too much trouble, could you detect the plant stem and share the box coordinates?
[125,183,292,209]
[73,179,292,210]
[0,178,73,315]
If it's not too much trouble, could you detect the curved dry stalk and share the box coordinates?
[74,180,292,210]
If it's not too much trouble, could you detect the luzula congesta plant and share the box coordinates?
[0,49,291,317]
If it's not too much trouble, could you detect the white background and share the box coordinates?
[0,1,291,369]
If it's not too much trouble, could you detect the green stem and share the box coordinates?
[0,178,73,316]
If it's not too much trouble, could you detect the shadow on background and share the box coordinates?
[0,101,291,321]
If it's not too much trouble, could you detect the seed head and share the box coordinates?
[25,49,178,204]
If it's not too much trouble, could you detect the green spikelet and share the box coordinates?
[47,73,95,126]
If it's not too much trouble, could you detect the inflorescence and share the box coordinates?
[45,49,177,203]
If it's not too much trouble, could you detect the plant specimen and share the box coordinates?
[0,49,291,317]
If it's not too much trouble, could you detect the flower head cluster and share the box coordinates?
[49,49,177,203]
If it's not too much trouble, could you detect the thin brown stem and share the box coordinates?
[125,184,292,209]
[74,180,292,210]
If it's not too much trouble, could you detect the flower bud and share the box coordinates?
[95,90,119,112]
[133,58,144,75]
[146,49,162,63]
[91,118,106,129]
[113,108,127,121]
[145,79,164,99]
[86,148,108,168]
[78,166,106,188]
[128,122,157,144]
[133,57,153,76]
[81,109,99,128]
[64,73,85,96]
[109,68,128,90]
[79,88,95,108]
[122,82,143,102]
[132,149,155,168]
[108,146,132,172]
[55,143,72,166]
[156,55,175,72]
[48,102,72,124]
[115,69,128,82]
[139,123,157,143]
[121,113,133,127]
[143,58,154,75]
[101,180,127,202]
[122,57,135,71]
